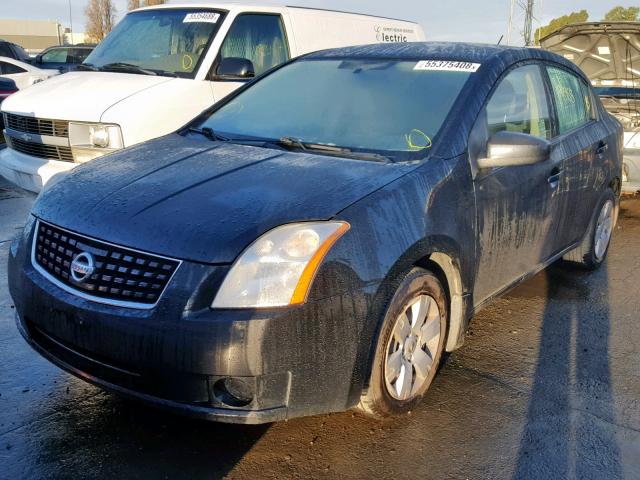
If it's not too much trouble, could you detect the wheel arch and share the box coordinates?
[415,252,466,352]
[372,234,471,353]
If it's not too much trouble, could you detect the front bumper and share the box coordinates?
[0,147,75,193]
[9,221,373,423]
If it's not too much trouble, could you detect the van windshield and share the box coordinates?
[198,58,472,161]
[84,8,225,78]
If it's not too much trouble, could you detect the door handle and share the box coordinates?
[596,141,608,156]
[548,168,563,188]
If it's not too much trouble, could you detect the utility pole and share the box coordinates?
[506,0,515,45]
[68,0,74,45]
[522,0,534,46]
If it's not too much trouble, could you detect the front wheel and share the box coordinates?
[563,190,617,269]
[358,268,447,418]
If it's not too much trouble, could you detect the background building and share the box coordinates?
[0,19,87,54]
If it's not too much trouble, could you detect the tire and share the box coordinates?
[358,267,447,418]
[563,189,617,270]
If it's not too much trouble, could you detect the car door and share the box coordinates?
[470,63,563,305]
[39,48,69,72]
[209,13,290,100]
[544,65,607,245]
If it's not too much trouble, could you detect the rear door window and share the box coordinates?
[546,66,592,134]
[486,64,552,140]
[219,14,289,76]
[72,48,92,64]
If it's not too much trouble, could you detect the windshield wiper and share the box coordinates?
[187,127,229,142]
[99,62,158,76]
[76,63,98,71]
[277,136,391,162]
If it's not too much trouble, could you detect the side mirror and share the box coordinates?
[478,131,550,169]
[35,56,43,64]
[214,57,255,81]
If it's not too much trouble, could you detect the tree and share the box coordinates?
[604,6,640,21]
[85,0,116,41]
[128,0,166,10]
[534,10,589,44]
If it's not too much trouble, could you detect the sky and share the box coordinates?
[3,0,640,45]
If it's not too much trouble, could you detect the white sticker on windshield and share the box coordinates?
[413,60,481,72]
[183,12,220,23]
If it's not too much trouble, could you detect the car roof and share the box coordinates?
[305,41,584,77]
[43,45,94,50]
[309,42,539,62]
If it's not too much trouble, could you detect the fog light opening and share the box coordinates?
[213,377,254,408]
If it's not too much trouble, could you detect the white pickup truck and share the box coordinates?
[0,3,424,192]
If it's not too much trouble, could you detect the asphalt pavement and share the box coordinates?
[0,175,639,479]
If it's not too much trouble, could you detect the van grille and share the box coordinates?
[7,136,74,162]
[33,220,181,308]
[4,113,69,138]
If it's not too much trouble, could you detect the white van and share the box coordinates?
[0,3,424,192]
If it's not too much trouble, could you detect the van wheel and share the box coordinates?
[358,268,447,418]
[563,190,616,270]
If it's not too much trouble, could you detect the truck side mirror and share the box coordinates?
[478,131,550,169]
[214,57,255,81]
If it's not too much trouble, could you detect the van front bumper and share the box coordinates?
[0,147,75,193]
[8,223,372,423]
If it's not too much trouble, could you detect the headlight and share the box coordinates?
[68,122,124,162]
[212,221,350,308]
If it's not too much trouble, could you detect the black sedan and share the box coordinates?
[8,43,622,423]
[32,45,95,73]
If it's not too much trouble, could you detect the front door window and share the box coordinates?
[219,14,289,76]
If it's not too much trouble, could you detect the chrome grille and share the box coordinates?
[6,136,74,162]
[4,113,69,137]
[32,220,181,308]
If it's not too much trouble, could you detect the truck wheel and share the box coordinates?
[358,268,447,418]
[563,190,616,270]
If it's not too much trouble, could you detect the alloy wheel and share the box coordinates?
[594,200,614,261]
[384,294,441,400]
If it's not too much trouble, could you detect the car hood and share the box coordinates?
[0,71,173,121]
[33,135,416,264]
[540,22,640,89]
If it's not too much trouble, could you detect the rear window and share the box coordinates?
[0,43,12,57]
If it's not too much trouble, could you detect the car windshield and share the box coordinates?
[84,8,225,78]
[198,58,472,160]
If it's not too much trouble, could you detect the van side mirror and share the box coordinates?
[214,57,255,80]
[478,131,550,169]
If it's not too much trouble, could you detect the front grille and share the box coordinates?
[7,136,74,162]
[33,220,181,308]
[4,113,69,138]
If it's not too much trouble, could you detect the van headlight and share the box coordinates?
[212,221,350,308]
[68,122,124,163]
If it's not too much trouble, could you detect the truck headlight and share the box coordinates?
[68,122,124,162]
[212,221,350,309]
